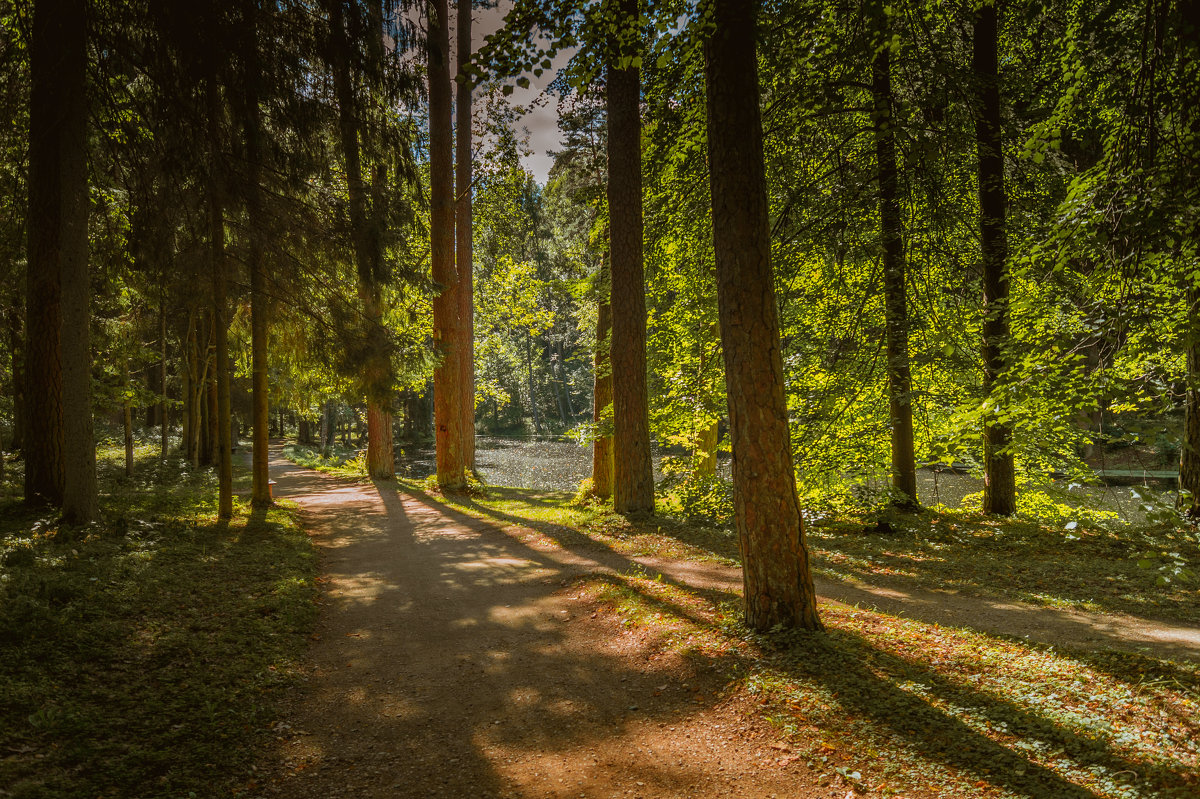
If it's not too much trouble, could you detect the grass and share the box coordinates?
[806,509,1200,623]
[408,481,1200,799]
[0,438,318,799]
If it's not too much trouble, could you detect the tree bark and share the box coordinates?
[705,0,822,632]
[456,0,476,471]
[159,290,169,459]
[430,0,464,488]
[207,80,234,518]
[606,0,654,515]
[973,1,1016,516]
[25,0,74,507]
[52,0,96,523]
[1182,283,1200,517]
[244,0,271,508]
[871,35,918,508]
[591,263,613,497]
[694,322,719,477]
[7,305,23,451]
[525,330,541,435]
[122,359,134,477]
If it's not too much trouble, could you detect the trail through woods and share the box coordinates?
[260,450,1200,798]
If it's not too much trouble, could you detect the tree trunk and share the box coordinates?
[694,322,719,476]
[123,359,134,477]
[591,272,613,497]
[24,0,76,508]
[208,80,233,518]
[871,34,918,508]
[695,420,718,476]
[52,0,96,523]
[183,311,196,463]
[457,0,476,471]
[607,0,654,515]
[243,0,271,508]
[430,0,464,488]
[200,318,216,468]
[973,2,1016,516]
[705,0,822,632]
[1182,283,1200,517]
[159,291,169,459]
[7,305,23,451]
[525,330,541,435]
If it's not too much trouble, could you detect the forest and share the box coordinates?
[1,0,1198,797]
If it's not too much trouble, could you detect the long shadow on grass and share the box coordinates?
[422,484,741,613]
[416,486,1200,664]
[766,625,1197,798]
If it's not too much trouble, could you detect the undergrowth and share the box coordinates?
[281,442,367,479]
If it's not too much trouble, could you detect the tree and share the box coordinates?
[207,77,234,519]
[607,0,653,515]
[705,0,822,631]
[431,0,465,489]
[27,0,97,521]
[240,0,272,508]
[457,0,476,472]
[329,0,397,480]
[870,8,917,508]
[973,0,1016,516]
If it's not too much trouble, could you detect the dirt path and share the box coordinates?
[260,452,1200,798]
[261,452,825,799]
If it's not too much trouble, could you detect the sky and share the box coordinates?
[466,2,570,184]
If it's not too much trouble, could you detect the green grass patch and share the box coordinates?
[807,508,1200,623]
[0,442,318,799]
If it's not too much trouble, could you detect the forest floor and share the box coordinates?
[263,450,1200,799]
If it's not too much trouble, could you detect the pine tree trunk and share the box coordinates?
[871,37,918,508]
[695,420,718,476]
[430,0,464,488]
[53,0,96,523]
[24,0,74,507]
[457,0,476,471]
[1182,283,1200,517]
[208,80,233,518]
[7,305,23,451]
[694,322,719,477]
[607,0,654,515]
[159,292,169,459]
[591,273,614,497]
[526,330,541,435]
[183,311,196,463]
[973,2,1016,516]
[123,359,134,477]
[705,0,822,632]
[248,169,270,501]
[243,0,271,507]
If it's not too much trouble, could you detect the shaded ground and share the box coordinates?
[262,451,1200,798]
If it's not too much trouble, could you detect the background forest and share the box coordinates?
[0,0,1197,536]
